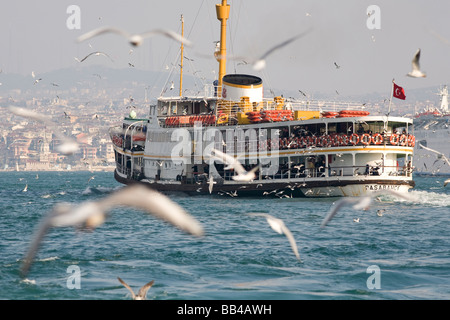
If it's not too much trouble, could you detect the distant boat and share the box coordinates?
[23,184,28,192]
[413,85,450,176]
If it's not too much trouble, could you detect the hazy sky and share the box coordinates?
[1,0,449,96]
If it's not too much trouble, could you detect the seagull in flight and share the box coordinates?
[78,51,114,63]
[77,26,193,47]
[248,213,301,262]
[407,49,426,78]
[20,184,204,277]
[117,277,154,300]
[223,29,312,71]
[444,178,450,187]
[8,106,79,155]
[210,149,260,182]
[208,176,216,194]
[419,143,450,166]
[320,190,414,228]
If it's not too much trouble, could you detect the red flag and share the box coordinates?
[393,83,406,100]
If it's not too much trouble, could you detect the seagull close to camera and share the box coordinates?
[407,49,426,78]
[210,149,260,182]
[320,190,414,228]
[248,213,301,262]
[419,143,450,166]
[20,184,204,277]
[78,51,114,63]
[223,29,312,71]
[117,277,154,300]
[208,176,216,194]
[8,106,79,155]
[77,26,193,47]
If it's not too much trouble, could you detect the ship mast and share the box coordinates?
[216,0,230,97]
[179,14,184,97]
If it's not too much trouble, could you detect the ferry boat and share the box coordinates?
[413,85,450,176]
[109,0,416,197]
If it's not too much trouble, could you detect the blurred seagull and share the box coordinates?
[210,149,260,182]
[20,184,204,277]
[334,62,341,69]
[249,213,301,262]
[320,190,414,228]
[77,26,193,47]
[223,29,312,71]
[419,143,450,166]
[8,106,79,155]
[117,277,154,300]
[407,49,426,78]
[444,178,450,187]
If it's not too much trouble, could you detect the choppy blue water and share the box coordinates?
[0,171,449,300]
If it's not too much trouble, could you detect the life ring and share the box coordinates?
[331,134,340,147]
[305,136,314,148]
[341,134,349,146]
[372,133,383,145]
[299,136,306,148]
[315,136,323,148]
[217,113,229,124]
[407,135,415,147]
[399,134,408,146]
[360,133,371,145]
[349,133,360,145]
[280,137,288,149]
[323,135,333,148]
[389,134,399,145]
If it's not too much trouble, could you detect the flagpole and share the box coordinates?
[388,78,394,116]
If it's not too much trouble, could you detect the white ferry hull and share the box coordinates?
[114,169,414,197]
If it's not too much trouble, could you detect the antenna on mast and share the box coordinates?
[179,14,184,97]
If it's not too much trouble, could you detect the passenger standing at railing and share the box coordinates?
[365,164,370,175]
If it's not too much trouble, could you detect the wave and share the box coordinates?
[406,190,450,207]
[82,186,119,195]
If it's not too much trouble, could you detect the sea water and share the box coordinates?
[0,171,449,300]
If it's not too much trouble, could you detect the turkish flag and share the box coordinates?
[393,83,406,100]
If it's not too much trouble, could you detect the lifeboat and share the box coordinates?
[337,110,370,117]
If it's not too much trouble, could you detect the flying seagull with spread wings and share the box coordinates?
[419,142,450,166]
[8,106,79,155]
[210,149,260,182]
[320,190,414,228]
[20,185,204,277]
[117,277,154,300]
[77,26,193,47]
[223,29,312,71]
[249,213,301,262]
[77,51,114,63]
